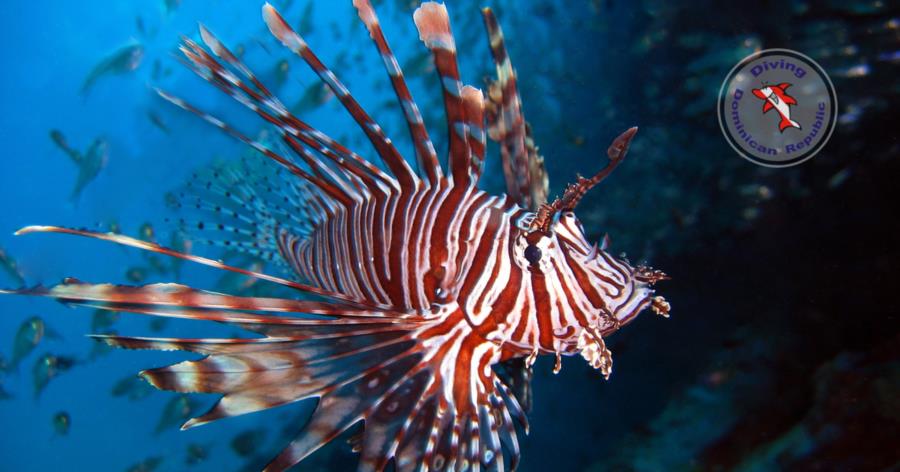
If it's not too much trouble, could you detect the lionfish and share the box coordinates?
[3,2,670,471]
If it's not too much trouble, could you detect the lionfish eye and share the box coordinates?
[524,244,542,266]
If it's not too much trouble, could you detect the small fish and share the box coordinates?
[135,16,146,37]
[685,36,762,73]
[49,129,80,161]
[50,131,110,202]
[828,167,853,189]
[230,428,266,457]
[829,0,885,15]
[108,219,123,234]
[8,316,59,373]
[125,266,148,284]
[567,133,586,147]
[333,50,350,71]
[877,50,900,63]
[154,394,197,434]
[81,43,144,96]
[126,456,163,472]
[185,443,210,466]
[213,259,263,295]
[147,111,169,134]
[739,184,773,201]
[74,138,110,201]
[290,82,333,115]
[751,83,801,132]
[148,317,168,333]
[139,223,157,243]
[0,380,11,400]
[89,330,117,360]
[53,411,71,436]
[111,374,155,401]
[296,1,314,37]
[329,20,342,41]
[144,254,169,274]
[33,354,76,398]
[151,59,163,81]
[163,0,181,15]
[401,49,434,77]
[253,38,272,55]
[831,63,870,78]
[168,231,192,279]
[0,246,26,286]
[91,309,120,332]
[271,58,290,88]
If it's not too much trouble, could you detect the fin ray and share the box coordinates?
[481,8,548,210]
[414,2,473,187]
[13,225,381,306]
[262,4,417,189]
[353,0,442,185]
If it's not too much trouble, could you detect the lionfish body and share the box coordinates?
[4,2,669,471]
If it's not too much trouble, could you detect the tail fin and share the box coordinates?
[779,117,801,132]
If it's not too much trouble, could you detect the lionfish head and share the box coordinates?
[517,127,670,340]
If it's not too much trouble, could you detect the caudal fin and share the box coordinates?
[779,117,801,132]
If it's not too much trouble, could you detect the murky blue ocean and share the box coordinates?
[1,1,897,471]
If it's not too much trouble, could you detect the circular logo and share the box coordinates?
[717,48,837,167]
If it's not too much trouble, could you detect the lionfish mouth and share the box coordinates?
[635,265,670,285]
[607,266,671,327]
[575,264,670,379]
[635,266,671,317]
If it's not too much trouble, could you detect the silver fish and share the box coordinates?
[81,43,144,96]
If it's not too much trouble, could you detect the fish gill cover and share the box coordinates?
[0,0,898,471]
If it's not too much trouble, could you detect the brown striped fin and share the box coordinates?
[4,274,527,471]
[150,336,417,428]
[262,4,418,189]
[4,281,424,348]
[263,351,422,471]
[170,22,396,210]
[461,85,487,181]
[352,0,442,184]
[172,33,388,195]
[413,2,475,187]
[481,8,548,210]
[12,225,380,307]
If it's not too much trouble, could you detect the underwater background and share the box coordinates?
[1,0,898,470]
